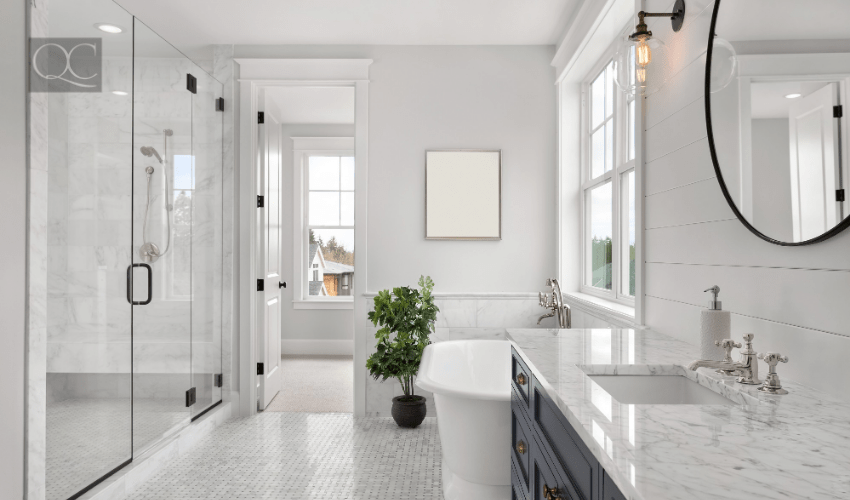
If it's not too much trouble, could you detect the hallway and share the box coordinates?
[124,413,443,500]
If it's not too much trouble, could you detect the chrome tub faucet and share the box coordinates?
[538,278,571,329]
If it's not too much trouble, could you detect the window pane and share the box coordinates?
[173,155,195,190]
[628,99,636,161]
[309,157,340,190]
[605,121,613,173]
[591,71,605,128]
[589,182,613,290]
[307,228,355,297]
[591,127,605,178]
[341,192,354,226]
[308,192,340,226]
[622,171,636,297]
[341,157,355,190]
[605,61,615,119]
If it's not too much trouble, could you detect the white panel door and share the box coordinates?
[789,83,838,241]
[258,109,283,410]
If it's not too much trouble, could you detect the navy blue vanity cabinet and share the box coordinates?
[602,471,628,500]
[510,349,627,500]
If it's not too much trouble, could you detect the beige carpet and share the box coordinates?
[264,355,354,413]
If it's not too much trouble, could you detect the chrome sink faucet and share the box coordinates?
[538,278,571,329]
[688,333,761,385]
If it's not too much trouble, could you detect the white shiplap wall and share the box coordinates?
[642,0,850,402]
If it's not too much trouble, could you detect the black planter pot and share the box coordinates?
[391,395,427,428]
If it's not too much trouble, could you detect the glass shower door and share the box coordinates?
[131,18,193,453]
[190,65,224,416]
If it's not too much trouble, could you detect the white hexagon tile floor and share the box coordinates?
[124,413,444,500]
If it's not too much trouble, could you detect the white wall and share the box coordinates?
[751,118,793,241]
[0,0,27,495]
[235,45,559,293]
[641,0,850,402]
[279,124,355,345]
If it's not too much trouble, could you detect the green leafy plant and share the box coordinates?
[366,276,440,399]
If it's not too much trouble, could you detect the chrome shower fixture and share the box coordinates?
[140,146,163,164]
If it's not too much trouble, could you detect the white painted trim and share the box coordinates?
[292,136,354,150]
[235,58,373,81]
[293,300,354,310]
[237,58,368,418]
[281,340,354,356]
[563,292,637,326]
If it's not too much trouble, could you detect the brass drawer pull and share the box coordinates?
[543,484,561,500]
[516,373,527,386]
[515,440,526,455]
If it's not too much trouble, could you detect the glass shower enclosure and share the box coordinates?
[41,1,223,498]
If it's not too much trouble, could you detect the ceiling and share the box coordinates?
[750,81,833,119]
[114,0,578,51]
[717,0,850,42]
[265,87,355,124]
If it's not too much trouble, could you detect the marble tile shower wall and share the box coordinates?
[47,56,223,401]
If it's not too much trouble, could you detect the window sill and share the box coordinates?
[563,291,636,326]
[293,299,354,310]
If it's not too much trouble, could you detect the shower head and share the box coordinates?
[140,146,163,164]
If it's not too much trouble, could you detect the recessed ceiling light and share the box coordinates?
[785,93,802,99]
[95,23,123,34]
[112,91,128,96]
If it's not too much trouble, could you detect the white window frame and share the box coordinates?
[579,32,637,307]
[164,154,195,301]
[292,136,355,309]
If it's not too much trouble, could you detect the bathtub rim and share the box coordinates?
[415,339,511,402]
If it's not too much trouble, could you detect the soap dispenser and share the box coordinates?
[700,286,731,361]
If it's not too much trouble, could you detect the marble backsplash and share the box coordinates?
[362,294,625,416]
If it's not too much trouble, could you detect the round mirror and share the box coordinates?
[706,0,850,245]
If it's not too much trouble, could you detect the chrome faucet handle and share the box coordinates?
[757,352,789,395]
[714,339,742,362]
[714,339,742,375]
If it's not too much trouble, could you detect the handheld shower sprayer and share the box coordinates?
[139,129,174,263]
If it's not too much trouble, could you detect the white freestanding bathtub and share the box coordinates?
[416,340,511,500]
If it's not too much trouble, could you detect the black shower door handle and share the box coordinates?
[127,263,153,305]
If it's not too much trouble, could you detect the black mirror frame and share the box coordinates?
[704,0,850,246]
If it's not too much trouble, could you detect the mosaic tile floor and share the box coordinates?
[124,413,444,500]
[47,398,187,500]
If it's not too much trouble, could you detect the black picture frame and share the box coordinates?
[704,0,850,246]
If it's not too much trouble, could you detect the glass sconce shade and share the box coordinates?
[614,34,670,97]
[708,36,738,93]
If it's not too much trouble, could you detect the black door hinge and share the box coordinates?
[257,195,264,208]
[257,363,264,375]
[835,105,843,118]
[257,279,264,291]
[187,74,197,94]
[214,374,223,388]
[837,189,846,202]
[185,387,197,407]
[258,111,265,124]
[216,97,224,112]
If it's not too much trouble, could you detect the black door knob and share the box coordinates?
[279,281,287,289]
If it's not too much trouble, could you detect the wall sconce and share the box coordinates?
[614,0,686,96]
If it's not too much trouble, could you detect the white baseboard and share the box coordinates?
[281,339,353,356]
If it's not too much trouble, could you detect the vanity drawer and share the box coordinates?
[512,347,532,406]
[512,403,533,495]
[602,470,627,500]
[532,378,597,500]
[531,435,577,500]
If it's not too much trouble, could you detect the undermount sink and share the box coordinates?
[588,375,735,405]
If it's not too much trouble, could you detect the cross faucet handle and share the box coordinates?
[714,339,742,363]
[757,352,789,395]
[758,352,789,368]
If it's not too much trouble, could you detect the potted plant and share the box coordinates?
[366,275,439,428]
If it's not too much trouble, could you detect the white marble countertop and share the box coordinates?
[507,328,850,500]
